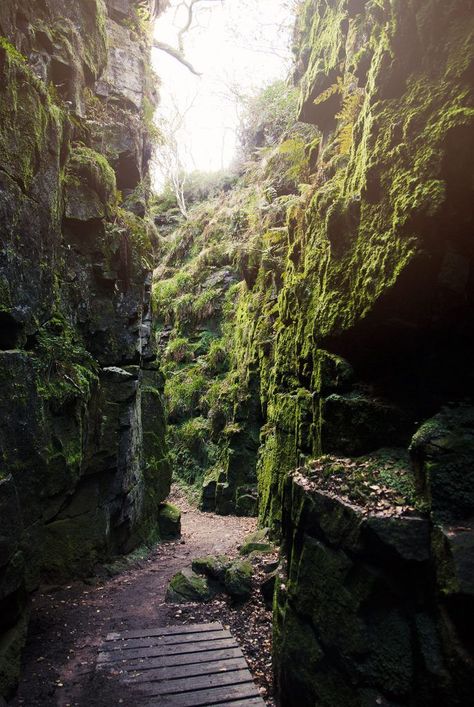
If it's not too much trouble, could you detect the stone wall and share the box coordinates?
[0,0,170,698]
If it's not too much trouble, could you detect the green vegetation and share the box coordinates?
[154,0,473,534]
[152,75,319,512]
[0,35,64,192]
[34,318,98,405]
[66,144,117,209]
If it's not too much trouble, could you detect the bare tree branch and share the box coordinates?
[177,0,223,52]
[152,39,202,75]
[153,0,223,74]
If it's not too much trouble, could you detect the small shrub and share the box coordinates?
[205,339,229,374]
[34,317,98,404]
[164,337,194,363]
[165,368,207,420]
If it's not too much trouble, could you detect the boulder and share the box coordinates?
[157,503,181,540]
[261,570,277,609]
[409,405,474,523]
[364,516,431,563]
[191,555,230,583]
[165,568,216,604]
[236,491,258,514]
[240,528,274,556]
[433,525,474,597]
[224,560,253,600]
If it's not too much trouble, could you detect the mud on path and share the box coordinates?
[11,488,274,707]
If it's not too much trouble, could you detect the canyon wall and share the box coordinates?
[0,0,170,698]
[265,0,474,703]
[155,0,474,702]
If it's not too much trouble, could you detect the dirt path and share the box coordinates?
[10,489,275,707]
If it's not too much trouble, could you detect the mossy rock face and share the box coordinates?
[165,568,217,604]
[322,394,412,457]
[0,0,167,697]
[276,465,473,706]
[240,528,274,556]
[409,405,474,524]
[224,560,253,600]
[261,570,277,609]
[157,503,181,540]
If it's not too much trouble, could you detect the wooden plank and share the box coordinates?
[135,668,252,696]
[124,657,248,683]
[98,637,236,664]
[211,700,266,706]
[141,683,264,706]
[104,629,229,651]
[98,622,264,706]
[109,647,244,672]
[106,623,222,641]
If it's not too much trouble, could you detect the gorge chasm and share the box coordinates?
[1,0,474,705]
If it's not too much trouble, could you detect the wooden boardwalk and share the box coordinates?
[97,622,266,706]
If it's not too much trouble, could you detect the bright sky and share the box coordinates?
[151,0,295,183]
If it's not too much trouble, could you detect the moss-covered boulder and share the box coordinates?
[409,405,474,524]
[240,528,274,556]
[157,503,181,540]
[165,568,217,604]
[224,560,253,600]
[191,555,230,583]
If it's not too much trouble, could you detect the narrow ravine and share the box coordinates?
[11,489,274,707]
[1,1,474,705]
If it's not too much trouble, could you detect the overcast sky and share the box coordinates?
[151,0,295,182]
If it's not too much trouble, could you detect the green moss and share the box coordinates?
[0,37,26,64]
[33,317,98,406]
[192,555,230,581]
[157,502,181,539]
[165,368,208,420]
[240,528,274,556]
[166,568,216,603]
[164,336,194,364]
[0,37,63,192]
[224,559,253,600]
[66,144,117,208]
[306,448,424,511]
[112,208,154,268]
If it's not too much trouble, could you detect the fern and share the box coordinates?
[313,76,344,106]
[335,88,364,155]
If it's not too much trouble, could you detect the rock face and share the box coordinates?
[274,469,474,706]
[0,0,170,698]
[260,0,474,703]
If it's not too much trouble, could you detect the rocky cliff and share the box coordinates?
[0,0,170,698]
[266,0,474,703]
[154,0,474,703]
